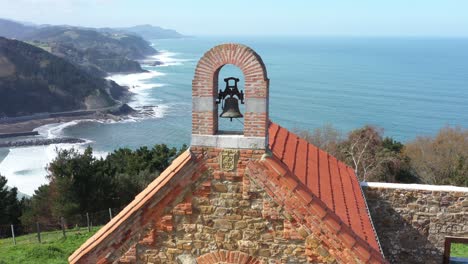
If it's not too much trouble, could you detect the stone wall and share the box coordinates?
[125,148,309,263]
[362,183,468,264]
[117,147,387,264]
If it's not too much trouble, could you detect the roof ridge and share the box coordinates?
[326,153,336,212]
[336,159,352,228]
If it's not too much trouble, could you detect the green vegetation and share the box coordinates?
[19,144,186,227]
[0,227,100,264]
[26,41,51,52]
[451,243,468,258]
[0,143,185,247]
[24,26,154,76]
[0,176,23,227]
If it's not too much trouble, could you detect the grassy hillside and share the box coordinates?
[0,227,99,264]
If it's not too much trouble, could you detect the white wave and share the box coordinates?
[149,50,193,67]
[34,120,81,139]
[107,70,165,91]
[107,70,169,118]
[0,142,108,195]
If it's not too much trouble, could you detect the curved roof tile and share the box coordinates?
[268,122,381,253]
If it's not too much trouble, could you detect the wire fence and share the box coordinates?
[0,207,123,247]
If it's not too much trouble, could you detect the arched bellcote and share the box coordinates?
[191,43,269,149]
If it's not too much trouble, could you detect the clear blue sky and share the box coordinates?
[1,0,468,37]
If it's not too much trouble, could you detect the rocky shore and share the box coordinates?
[0,137,86,148]
[0,104,137,136]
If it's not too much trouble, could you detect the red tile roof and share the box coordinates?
[268,122,381,254]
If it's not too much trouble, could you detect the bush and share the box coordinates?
[405,126,468,186]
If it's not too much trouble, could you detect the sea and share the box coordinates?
[1,36,467,195]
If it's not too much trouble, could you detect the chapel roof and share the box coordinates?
[267,122,381,253]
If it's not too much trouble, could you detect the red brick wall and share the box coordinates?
[192,43,269,137]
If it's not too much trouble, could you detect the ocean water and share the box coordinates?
[1,36,467,194]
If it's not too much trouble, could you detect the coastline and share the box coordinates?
[0,51,172,195]
[0,56,164,138]
[0,111,130,135]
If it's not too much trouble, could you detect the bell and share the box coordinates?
[220,97,243,121]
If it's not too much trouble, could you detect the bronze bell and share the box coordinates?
[216,77,245,122]
[220,97,243,121]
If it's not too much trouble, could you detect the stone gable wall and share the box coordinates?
[121,148,316,263]
[116,147,387,264]
[120,148,336,263]
[363,185,468,264]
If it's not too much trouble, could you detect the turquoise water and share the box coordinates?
[1,36,468,194]
[65,36,468,150]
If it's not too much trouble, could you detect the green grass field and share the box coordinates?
[1,228,467,263]
[0,227,99,264]
[451,243,468,258]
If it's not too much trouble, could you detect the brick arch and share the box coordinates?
[196,250,264,264]
[192,43,269,142]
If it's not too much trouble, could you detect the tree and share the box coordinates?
[20,185,53,226]
[339,126,385,181]
[405,126,468,186]
[295,124,343,157]
[36,144,185,220]
[0,175,22,227]
[340,126,417,182]
[47,146,99,217]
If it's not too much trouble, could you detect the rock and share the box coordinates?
[213,219,232,230]
[0,137,86,147]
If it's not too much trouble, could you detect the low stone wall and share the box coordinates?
[362,182,468,264]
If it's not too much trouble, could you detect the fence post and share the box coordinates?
[36,222,41,243]
[61,217,66,238]
[11,224,16,246]
[108,208,113,221]
[86,212,91,232]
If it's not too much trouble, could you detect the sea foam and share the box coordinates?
[149,50,192,67]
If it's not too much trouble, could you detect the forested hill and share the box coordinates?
[23,26,156,77]
[25,26,156,59]
[0,19,159,76]
[0,19,36,39]
[113,24,186,39]
[0,37,126,117]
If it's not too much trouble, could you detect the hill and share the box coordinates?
[23,26,156,76]
[24,26,156,59]
[0,19,36,39]
[116,24,186,39]
[0,37,126,117]
[0,19,158,76]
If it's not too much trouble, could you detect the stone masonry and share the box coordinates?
[363,184,468,264]
[120,148,333,263]
[69,43,386,264]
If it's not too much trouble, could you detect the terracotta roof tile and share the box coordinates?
[268,122,381,255]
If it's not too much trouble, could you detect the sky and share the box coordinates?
[1,0,468,37]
